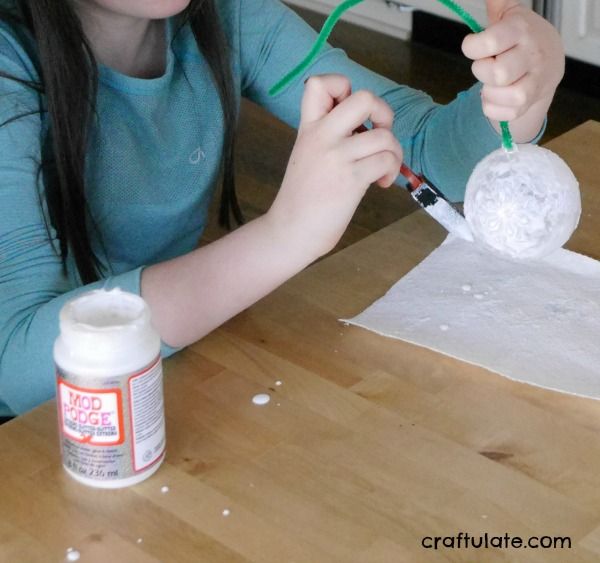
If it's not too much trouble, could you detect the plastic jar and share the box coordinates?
[54,288,166,488]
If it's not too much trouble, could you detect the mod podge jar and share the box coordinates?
[54,288,166,488]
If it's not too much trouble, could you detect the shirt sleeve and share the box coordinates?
[0,48,177,416]
[237,0,504,201]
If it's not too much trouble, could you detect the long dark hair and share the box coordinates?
[0,0,240,284]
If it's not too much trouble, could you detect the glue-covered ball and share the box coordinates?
[464,144,581,259]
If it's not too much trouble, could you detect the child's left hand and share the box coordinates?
[462,0,564,130]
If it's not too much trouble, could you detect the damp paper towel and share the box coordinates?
[345,235,600,399]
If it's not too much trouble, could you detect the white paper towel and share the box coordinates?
[346,236,600,399]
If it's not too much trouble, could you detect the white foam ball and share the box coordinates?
[464,144,581,259]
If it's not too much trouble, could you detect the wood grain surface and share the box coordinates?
[1,122,600,562]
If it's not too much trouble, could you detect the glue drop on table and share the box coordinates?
[54,288,166,488]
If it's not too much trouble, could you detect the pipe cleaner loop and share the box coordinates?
[269,0,515,151]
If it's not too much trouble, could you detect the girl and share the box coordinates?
[0,0,564,416]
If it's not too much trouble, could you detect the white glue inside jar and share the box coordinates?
[464,144,581,260]
[54,288,166,489]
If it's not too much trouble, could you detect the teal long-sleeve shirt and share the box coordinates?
[0,0,506,416]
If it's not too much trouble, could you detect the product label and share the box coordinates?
[56,356,165,484]
[57,382,124,446]
[128,361,165,471]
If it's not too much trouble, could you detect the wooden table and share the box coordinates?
[2,122,600,563]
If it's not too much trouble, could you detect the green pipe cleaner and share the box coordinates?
[269,0,515,151]
[268,0,364,97]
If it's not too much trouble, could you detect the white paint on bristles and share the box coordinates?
[252,393,270,406]
[66,548,81,562]
[161,485,169,493]
[275,380,282,386]
[425,197,474,242]
[222,508,231,517]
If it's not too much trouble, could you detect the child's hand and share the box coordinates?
[267,74,403,257]
[462,0,564,132]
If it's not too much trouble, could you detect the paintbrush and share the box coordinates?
[399,163,474,242]
[351,122,473,242]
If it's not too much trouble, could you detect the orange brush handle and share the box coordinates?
[399,163,423,191]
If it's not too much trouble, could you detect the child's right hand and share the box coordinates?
[267,74,403,259]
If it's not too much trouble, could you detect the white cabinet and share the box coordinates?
[561,0,600,65]
[285,0,533,40]
[390,0,534,26]
[400,0,491,27]
[285,0,413,40]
